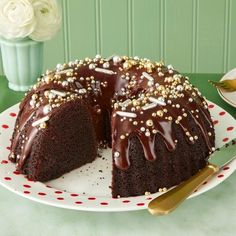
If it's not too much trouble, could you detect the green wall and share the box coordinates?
[0,0,236,75]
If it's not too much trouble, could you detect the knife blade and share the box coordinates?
[148,138,236,215]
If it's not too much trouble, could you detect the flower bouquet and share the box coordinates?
[0,0,61,91]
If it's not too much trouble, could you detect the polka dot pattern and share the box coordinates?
[57,197,64,201]
[0,101,235,211]
[227,126,234,131]
[9,113,16,117]
[223,137,229,142]
[4,177,11,181]
[219,111,226,116]
[23,184,31,188]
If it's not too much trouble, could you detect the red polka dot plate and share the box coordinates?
[0,101,235,212]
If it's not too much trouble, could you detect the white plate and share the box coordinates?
[218,68,236,107]
[0,101,235,212]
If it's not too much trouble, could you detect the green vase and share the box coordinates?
[0,37,43,91]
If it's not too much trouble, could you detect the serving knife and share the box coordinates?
[148,138,236,215]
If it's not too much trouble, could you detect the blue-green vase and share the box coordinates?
[0,37,43,91]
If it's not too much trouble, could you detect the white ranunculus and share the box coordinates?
[30,0,61,42]
[0,0,36,39]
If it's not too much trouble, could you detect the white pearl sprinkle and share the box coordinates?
[103,62,110,68]
[113,55,122,64]
[89,63,96,70]
[116,111,137,118]
[32,116,50,127]
[114,151,120,158]
[43,105,52,115]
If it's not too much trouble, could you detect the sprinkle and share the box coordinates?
[148,81,154,87]
[62,81,69,87]
[120,135,126,139]
[152,129,158,134]
[189,136,194,142]
[158,72,164,77]
[95,68,116,75]
[32,116,49,127]
[56,69,73,75]
[40,122,47,129]
[113,55,122,64]
[103,62,110,68]
[167,65,174,70]
[162,187,167,192]
[120,99,131,107]
[95,54,101,59]
[142,103,157,110]
[30,100,36,107]
[116,111,137,118]
[67,77,74,83]
[149,97,166,106]
[31,94,38,100]
[51,90,67,97]
[56,63,63,69]
[89,63,96,70]
[146,119,153,127]
[78,89,87,94]
[142,72,154,81]
[176,85,183,91]
[145,131,151,137]
[189,98,193,102]
[140,127,145,132]
[114,151,120,158]
[43,105,52,115]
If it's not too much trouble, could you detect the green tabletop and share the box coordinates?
[0,74,235,236]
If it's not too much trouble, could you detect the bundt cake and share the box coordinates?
[9,55,215,198]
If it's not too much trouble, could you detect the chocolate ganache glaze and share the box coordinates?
[9,55,215,173]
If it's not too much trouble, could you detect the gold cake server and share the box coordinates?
[148,138,236,215]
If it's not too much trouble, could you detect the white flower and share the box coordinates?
[0,0,36,39]
[30,0,61,42]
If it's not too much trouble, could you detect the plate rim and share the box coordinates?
[0,101,235,212]
[218,68,236,108]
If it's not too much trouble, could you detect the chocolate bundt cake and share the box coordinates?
[9,55,215,198]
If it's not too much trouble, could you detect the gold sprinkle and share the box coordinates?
[156,110,164,117]
[31,94,38,100]
[146,119,153,127]
[39,122,47,129]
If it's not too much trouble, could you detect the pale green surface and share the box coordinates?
[1,0,236,75]
[0,174,235,236]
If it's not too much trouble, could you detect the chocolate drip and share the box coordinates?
[9,56,215,172]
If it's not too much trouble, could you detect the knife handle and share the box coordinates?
[148,163,219,215]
